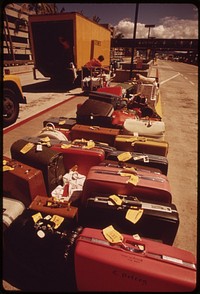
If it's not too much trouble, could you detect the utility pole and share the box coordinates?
[130,3,139,80]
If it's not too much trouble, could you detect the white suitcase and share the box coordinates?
[123,118,165,138]
[3,197,25,231]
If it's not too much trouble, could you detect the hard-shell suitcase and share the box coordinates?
[70,124,120,146]
[116,82,137,98]
[74,227,196,292]
[76,98,114,126]
[89,90,121,109]
[51,142,105,176]
[106,150,168,175]
[3,197,25,232]
[123,118,165,138]
[3,208,82,292]
[38,122,69,141]
[79,194,179,245]
[114,134,169,156]
[111,109,139,127]
[10,139,66,196]
[99,159,163,175]
[3,156,47,207]
[43,117,76,129]
[97,86,123,97]
[29,195,78,220]
[81,165,172,204]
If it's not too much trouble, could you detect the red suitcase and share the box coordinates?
[3,156,47,207]
[75,227,196,292]
[51,143,105,176]
[111,109,139,127]
[70,124,120,146]
[97,86,123,97]
[81,165,172,204]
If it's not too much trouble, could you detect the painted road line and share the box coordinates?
[160,73,181,85]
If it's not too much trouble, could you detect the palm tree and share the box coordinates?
[18,3,58,16]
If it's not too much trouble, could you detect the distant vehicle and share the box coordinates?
[3,74,27,128]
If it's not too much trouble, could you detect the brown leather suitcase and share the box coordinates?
[70,124,120,146]
[3,156,47,207]
[10,139,66,196]
[29,195,78,220]
[114,134,169,156]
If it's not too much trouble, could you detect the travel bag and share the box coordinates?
[3,156,47,207]
[89,90,122,109]
[123,118,165,138]
[38,122,69,141]
[114,134,169,156]
[116,82,137,98]
[97,86,123,97]
[76,98,114,126]
[3,197,25,232]
[81,165,172,204]
[70,124,120,146]
[3,208,82,292]
[43,117,76,129]
[29,195,78,220]
[111,109,140,127]
[74,227,196,292]
[51,142,105,176]
[106,150,168,175]
[10,139,66,196]
[79,194,179,245]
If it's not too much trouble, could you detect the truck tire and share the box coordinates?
[3,88,19,128]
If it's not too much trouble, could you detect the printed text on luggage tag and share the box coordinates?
[50,215,64,229]
[126,208,143,224]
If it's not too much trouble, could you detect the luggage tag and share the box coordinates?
[125,208,143,224]
[133,154,149,162]
[50,215,64,229]
[3,160,14,171]
[36,144,43,151]
[119,172,139,186]
[117,152,132,162]
[58,119,66,125]
[109,195,123,206]
[61,143,72,149]
[103,225,144,253]
[20,142,34,154]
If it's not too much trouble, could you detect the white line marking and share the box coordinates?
[160,73,181,85]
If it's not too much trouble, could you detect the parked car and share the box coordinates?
[3,74,27,128]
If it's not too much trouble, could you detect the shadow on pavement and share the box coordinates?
[22,79,76,93]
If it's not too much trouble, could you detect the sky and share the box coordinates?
[56,3,198,39]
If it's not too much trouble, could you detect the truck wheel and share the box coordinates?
[3,88,19,128]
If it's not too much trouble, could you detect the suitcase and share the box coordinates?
[116,82,137,98]
[3,208,82,292]
[81,165,172,204]
[106,150,168,175]
[79,194,179,245]
[123,118,165,138]
[76,98,114,126]
[97,86,123,97]
[43,117,76,129]
[114,134,169,156]
[111,109,139,127]
[89,90,122,109]
[38,122,69,141]
[70,124,120,146]
[74,227,196,292]
[10,139,66,196]
[3,197,25,232]
[51,142,105,176]
[99,159,163,174]
[3,156,47,207]
[29,195,78,220]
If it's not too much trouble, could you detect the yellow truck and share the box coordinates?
[28,12,111,85]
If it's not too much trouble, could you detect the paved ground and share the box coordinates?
[3,60,198,291]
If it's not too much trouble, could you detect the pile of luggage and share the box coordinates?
[3,76,197,292]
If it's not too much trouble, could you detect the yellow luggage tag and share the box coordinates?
[3,159,14,171]
[109,195,123,206]
[125,208,143,224]
[61,143,72,149]
[117,152,133,162]
[20,142,34,154]
[103,225,123,244]
[50,215,64,229]
[119,172,139,186]
[84,140,95,149]
[32,212,43,223]
[58,119,66,125]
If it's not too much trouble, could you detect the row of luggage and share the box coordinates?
[3,85,197,291]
